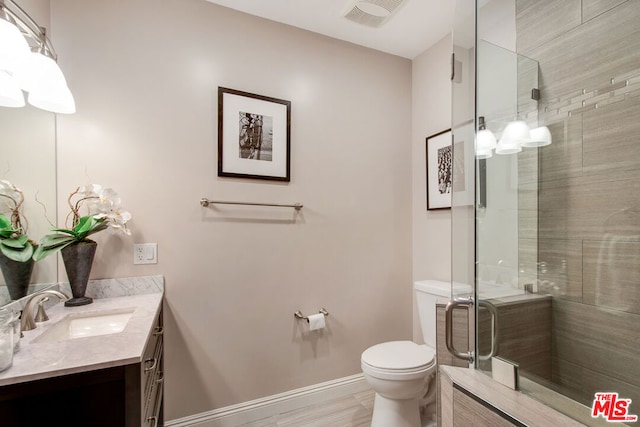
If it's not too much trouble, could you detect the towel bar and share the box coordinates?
[200,198,303,210]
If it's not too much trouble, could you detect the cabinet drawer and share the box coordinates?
[144,335,163,406]
[144,351,164,427]
[143,321,163,401]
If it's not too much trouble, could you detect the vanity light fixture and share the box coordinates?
[0,69,23,107]
[0,7,29,70]
[521,125,552,148]
[476,116,497,159]
[0,5,28,108]
[493,120,552,154]
[0,0,75,114]
[495,120,528,155]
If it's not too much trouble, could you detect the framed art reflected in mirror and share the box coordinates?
[426,129,452,210]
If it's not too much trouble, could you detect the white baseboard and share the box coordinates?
[165,373,369,427]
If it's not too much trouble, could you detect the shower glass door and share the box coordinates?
[472,0,640,424]
[450,0,476,366]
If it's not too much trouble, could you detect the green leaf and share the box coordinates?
[50,228,78,237]
[74,216,108,241]
[87,221,108,236]
[74,215,97,235]
[0,215,15,239]
[33,240,73,261]
[0,214,11,230]
[1,234,28,249]
[32,244,46,261]
[41,233,72,245]
[1,241,34,262]
[39,233,75,249]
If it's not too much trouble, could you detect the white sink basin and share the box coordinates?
[32,308,135,343]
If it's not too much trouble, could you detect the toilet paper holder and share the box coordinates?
[294,308,329,322]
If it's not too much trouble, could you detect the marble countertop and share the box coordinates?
[0,282,163,387]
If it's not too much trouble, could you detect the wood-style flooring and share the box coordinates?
[239,389,437,427]
[239,389,375,427]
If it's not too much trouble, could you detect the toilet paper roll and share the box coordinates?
[307,313,326,331]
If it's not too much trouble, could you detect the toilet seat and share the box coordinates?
[361,341,435,380]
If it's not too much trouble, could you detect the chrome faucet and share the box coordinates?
[21,290,70,332]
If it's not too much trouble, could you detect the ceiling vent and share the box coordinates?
[343,0,406,28]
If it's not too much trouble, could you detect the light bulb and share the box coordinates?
[0,18,30,73]
[476,116,496,158]
[495,120,529,155]
[14,52,75,114]
[476,148,493,159]
[12,51,58,92]
[522,126,552,148]
[0,70,24,107]
[502,120,530,144]
[495,135,522,155]
[28,82,75,114]
[477,128,497,150]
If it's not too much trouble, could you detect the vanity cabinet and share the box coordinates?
[0,307,164,427]
[130,307,164,426]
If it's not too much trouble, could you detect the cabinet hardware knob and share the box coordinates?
[144,358,158,372]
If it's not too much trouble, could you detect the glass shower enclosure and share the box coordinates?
[452,0,640,424]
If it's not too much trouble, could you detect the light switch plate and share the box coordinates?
[491,356,519,390]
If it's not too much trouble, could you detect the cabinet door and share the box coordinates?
[453,388,517,427]
[0,367,126,427]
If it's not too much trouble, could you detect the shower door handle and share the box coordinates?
[445,297,475,363]
[477,300,499,361]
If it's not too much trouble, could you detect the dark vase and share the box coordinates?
[0,251,35,300]
[61,241,97,307]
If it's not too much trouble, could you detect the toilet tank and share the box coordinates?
[414,280,451,348]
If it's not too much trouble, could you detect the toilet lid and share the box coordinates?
[361,341,435,371]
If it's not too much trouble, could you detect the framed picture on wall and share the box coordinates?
[218,87,291,181]
[451,122,476,207]
[426,129,452,210]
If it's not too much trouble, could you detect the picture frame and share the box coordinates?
[451,122,476,207]
[218,87,291,181]
[426,129,452,210]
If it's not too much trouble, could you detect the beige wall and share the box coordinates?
[411,34,453,341]
[50,0,414,420]
[18,0,50,28]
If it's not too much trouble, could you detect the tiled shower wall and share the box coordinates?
[516,0,640,407]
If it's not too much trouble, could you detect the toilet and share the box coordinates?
[361,280,450,427]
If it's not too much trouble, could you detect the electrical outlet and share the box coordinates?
[133,243,157,265]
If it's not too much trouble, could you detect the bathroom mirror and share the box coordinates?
[0,105,58,306]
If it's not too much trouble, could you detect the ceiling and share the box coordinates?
[204,0,455,59]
